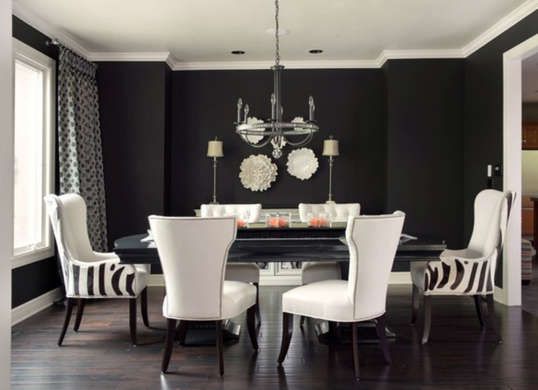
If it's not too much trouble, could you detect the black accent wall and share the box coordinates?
[98,62,170,248]
[463,10,538,240]
[169,69,387,216]
[11,16,61,308]
[386,59,465,247]
[463,10,538,287]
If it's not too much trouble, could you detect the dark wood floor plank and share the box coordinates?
[10,277,538,389]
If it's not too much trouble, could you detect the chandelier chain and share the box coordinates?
[275,0,280,66]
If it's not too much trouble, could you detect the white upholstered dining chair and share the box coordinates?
[200,203,262,323]
[148,216,258,376]
[44,194,149,346]
[278,212,405,381]
[298,203,360,285]
[410,189,514,344]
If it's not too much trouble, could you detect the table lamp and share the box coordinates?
[322,136,339,203]
[207,137,223,203]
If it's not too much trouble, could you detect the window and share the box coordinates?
[12,39,55,267]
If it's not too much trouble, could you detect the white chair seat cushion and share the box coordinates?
[225,263,260,283]
[163,280,256,320]
[282,280,356,322]
[301,261,341,285]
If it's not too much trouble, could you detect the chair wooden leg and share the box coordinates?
[352,322,360,381]
[300,316,306,328]
[411,284,420,325]
[486,294,503,343]
[73,299,85,332]
[58,298,75,346]
[473,295,485,328]
[216,320,224,376]
[140,287,150,328]
[129,298,137,346]
[253,282,261,326]
[375,314,391,364]
[328,321,337,342]
[161,319,177,373]
[246,305,258,350]
[176,320,189,345]
[421,295,432,344]
[278,312,293,364]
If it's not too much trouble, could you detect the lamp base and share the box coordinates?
[326,200,335,204]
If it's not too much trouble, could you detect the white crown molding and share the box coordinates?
[12,0,538,68]
[87,51,170,62]
[171,59,380,70]
[462,0,538,57]
[169,50,465,70]
[376,49,465,67]
[12,1,91,59]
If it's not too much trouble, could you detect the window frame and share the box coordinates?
[11,38,56,269]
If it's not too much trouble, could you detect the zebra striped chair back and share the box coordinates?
[44,194,148,298]
[423,190,514,296]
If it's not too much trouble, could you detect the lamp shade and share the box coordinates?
[322,138,339,157]
[207,139,223,157]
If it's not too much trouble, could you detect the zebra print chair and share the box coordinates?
[410,189,514,344]
[44,194,149,346]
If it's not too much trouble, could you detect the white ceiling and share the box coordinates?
[13,0,531,64]
[523,51,538,102]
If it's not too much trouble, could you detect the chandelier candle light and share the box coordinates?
[234,0,319,159]
[323,136,339,203]
[207,138,223,203]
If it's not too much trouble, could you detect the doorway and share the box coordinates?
[502,34,538,306]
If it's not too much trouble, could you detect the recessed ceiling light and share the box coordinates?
[231,50,245,55]
[309,49,323,54]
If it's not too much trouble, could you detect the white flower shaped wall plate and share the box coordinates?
[239,154,278,191]
[286,147,319,180]
[238,117,264,144]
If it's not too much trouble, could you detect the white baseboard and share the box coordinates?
[146,272,411,287]
[11,287,62,326]
[389,272,411,284]
[148,274,164,286]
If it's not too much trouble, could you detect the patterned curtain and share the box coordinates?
[58,46,108,251]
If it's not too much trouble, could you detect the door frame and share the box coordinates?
[501,34,538,305]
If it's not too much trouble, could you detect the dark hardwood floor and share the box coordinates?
[11,278,538,390]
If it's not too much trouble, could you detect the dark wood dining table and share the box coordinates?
[113,225,446,345]
[114,225,446,266]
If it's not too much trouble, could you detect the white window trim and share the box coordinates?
[11,38,56,270]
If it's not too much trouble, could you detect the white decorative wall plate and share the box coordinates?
[286,147,319,180]
[238,117,264,144]
[239,154,278,192]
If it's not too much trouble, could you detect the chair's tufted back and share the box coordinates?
[298,203,360,223]
[200,204,261,223]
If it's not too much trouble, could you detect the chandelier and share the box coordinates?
[234,0,319,159]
